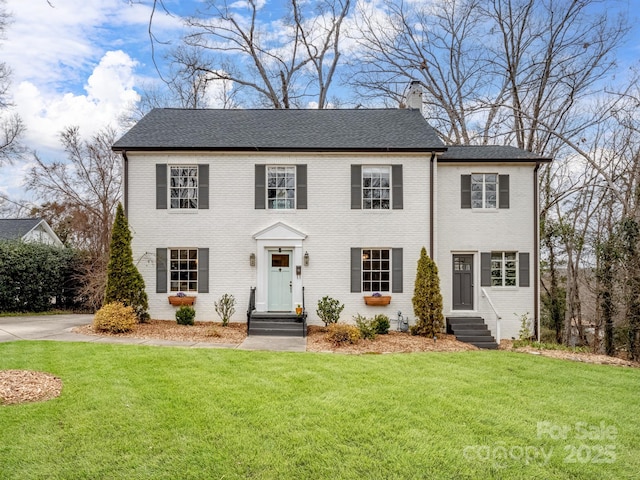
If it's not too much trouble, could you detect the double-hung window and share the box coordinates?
[362,167,391,210]
[170,166,198,209]
[471,173,497,209]
[461,174,509,209]
[170,248,198,292]
[362,249,391,292]
[490,251,517,287]
[267,166,296,209]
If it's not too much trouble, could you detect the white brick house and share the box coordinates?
[113,108,551,342]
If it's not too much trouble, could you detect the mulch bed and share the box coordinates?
[0,370,63,406]
[306,325,478,354]
[73,320,247,345]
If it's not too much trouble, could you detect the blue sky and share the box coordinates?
[0,0,639,208]
[0,0,186,205]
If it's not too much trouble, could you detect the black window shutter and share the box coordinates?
[255,165,266,209]
[392,248,403,293]
[481,252,491,286]
[198,164,209,209]
[461,174,471,208]
[392,165,403,209]
[296,164,307,209]
[351,165,362,209]
[156,164,167,209]
[156,248,167,293]
[519,252,530,287]
[351,248,361,292]
[198,248,209,293]
[499,174,510,209]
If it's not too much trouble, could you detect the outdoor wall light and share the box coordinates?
[250,253,256,267]
[304,251,309,266]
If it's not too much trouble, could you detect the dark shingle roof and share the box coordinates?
[439,145,552,162]
[113,108,446,152]
[0,218,42,241]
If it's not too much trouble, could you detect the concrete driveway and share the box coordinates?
[0,314,94,343]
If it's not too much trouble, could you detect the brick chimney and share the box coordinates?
[404,80,423,110]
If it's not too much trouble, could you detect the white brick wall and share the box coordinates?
[127,151,432,325]
[436,163,537,339]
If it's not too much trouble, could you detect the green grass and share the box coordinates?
[1,342,639,479]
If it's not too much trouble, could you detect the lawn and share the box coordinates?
[0,342,638,479]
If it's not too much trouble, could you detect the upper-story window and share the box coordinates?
[267,166,296,209]
[362,166,391,210]
[170,166,198,209]
[471,173,497,209]
[461,174,509,209]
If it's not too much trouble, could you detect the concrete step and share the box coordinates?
[471,341,499,350]
[248,326,305,337]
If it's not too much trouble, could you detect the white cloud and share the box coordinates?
[14,50,140,152]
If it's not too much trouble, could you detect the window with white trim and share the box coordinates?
[170,248,198,291]
[170,166,198,209]
[267,166,296,209]
[362,166,391,209]
[491,251,517,286]
[362,248,390,292]
[471,173,497,209]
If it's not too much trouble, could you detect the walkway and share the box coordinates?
[0,314,307,352]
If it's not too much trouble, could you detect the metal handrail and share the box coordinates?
[301,286,307,337]
[247,287,256,335]
[481,287,502,342]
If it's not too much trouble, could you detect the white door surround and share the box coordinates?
[253,222,307,312]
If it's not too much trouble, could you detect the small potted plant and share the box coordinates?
[295,304,303,315]
[168,291,196,306]
[363,292,391,306]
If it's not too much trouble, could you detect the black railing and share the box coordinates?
[302,286,307,338]
[247,287,256,335]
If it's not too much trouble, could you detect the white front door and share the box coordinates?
[268,250,292,311]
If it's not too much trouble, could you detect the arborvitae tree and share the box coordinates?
[411,247,444,337]
[104,203,149,322]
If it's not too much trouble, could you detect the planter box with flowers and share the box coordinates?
[168,292,196,306]
[363,292,391,306]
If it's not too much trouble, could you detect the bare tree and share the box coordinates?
[351,0,628,151]
[0,0,24,166]
[149,0,351,109]
[26,126,122,309]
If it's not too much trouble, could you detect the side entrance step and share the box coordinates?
[249,312,305,337]
[447,317,499,350]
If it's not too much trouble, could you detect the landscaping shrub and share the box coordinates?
[214,293,236,326]
[93,302,137,333]
[176,305,196,325]
[104,203,149,322]
[316,296,345,326]
[372,314,390,334]
[411,247,444,337]
[0,240,79,313]
[354,314,377,340]
[325,323,361,345]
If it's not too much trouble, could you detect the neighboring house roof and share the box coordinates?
[0,218,63,247]
[439,145,552,163]
[112,108,447,152]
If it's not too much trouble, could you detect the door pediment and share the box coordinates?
[253,222,307,241]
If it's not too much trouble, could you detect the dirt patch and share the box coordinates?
[306,325,478,354]
[73,320,247,345]
[0,370,63,405]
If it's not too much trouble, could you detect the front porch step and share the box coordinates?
[249,313,305,337]
[447,316,498,349]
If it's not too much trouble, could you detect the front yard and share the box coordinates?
[1,341,639,479]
